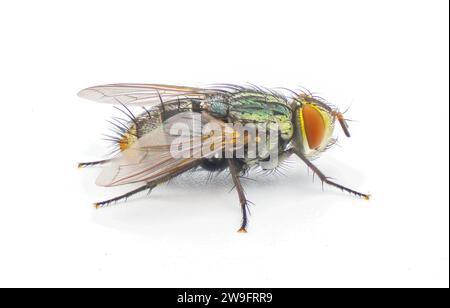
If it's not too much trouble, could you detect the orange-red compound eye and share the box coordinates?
[302,104,325,149]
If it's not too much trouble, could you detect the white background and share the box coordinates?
[0,0,448,288]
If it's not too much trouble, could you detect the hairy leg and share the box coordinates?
[78,159,112,168]
[228,159,250,233]
[94,183,156,208]
[94,161,202,208]
[295,150,370,200]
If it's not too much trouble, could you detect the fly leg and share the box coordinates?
[78,159,112,168]
[295,151,370,200]
[93,182,156,208]
[94,161,201,208]
[228,159,250,233]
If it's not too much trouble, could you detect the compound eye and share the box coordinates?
[302,104,325,149]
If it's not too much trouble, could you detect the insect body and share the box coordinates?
[78,84,370,232]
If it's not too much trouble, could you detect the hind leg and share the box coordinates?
[78,159,112,168]
[94,161,202,208]
[94,183,156,208]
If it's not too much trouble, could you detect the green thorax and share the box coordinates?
[208,90,294,141]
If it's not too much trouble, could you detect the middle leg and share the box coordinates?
[228,159,250,233]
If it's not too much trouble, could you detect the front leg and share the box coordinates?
[295,150,370,200]
[228,159,249,233]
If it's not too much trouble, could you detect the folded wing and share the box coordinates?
[96,112,244,187]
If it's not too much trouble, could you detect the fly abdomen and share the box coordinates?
[200,157,228,172]
[113,99,204,152]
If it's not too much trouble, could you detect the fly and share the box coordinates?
[78,84,370,232]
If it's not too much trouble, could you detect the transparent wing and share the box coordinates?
[96,112,245,187]
[78,83,211,107]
